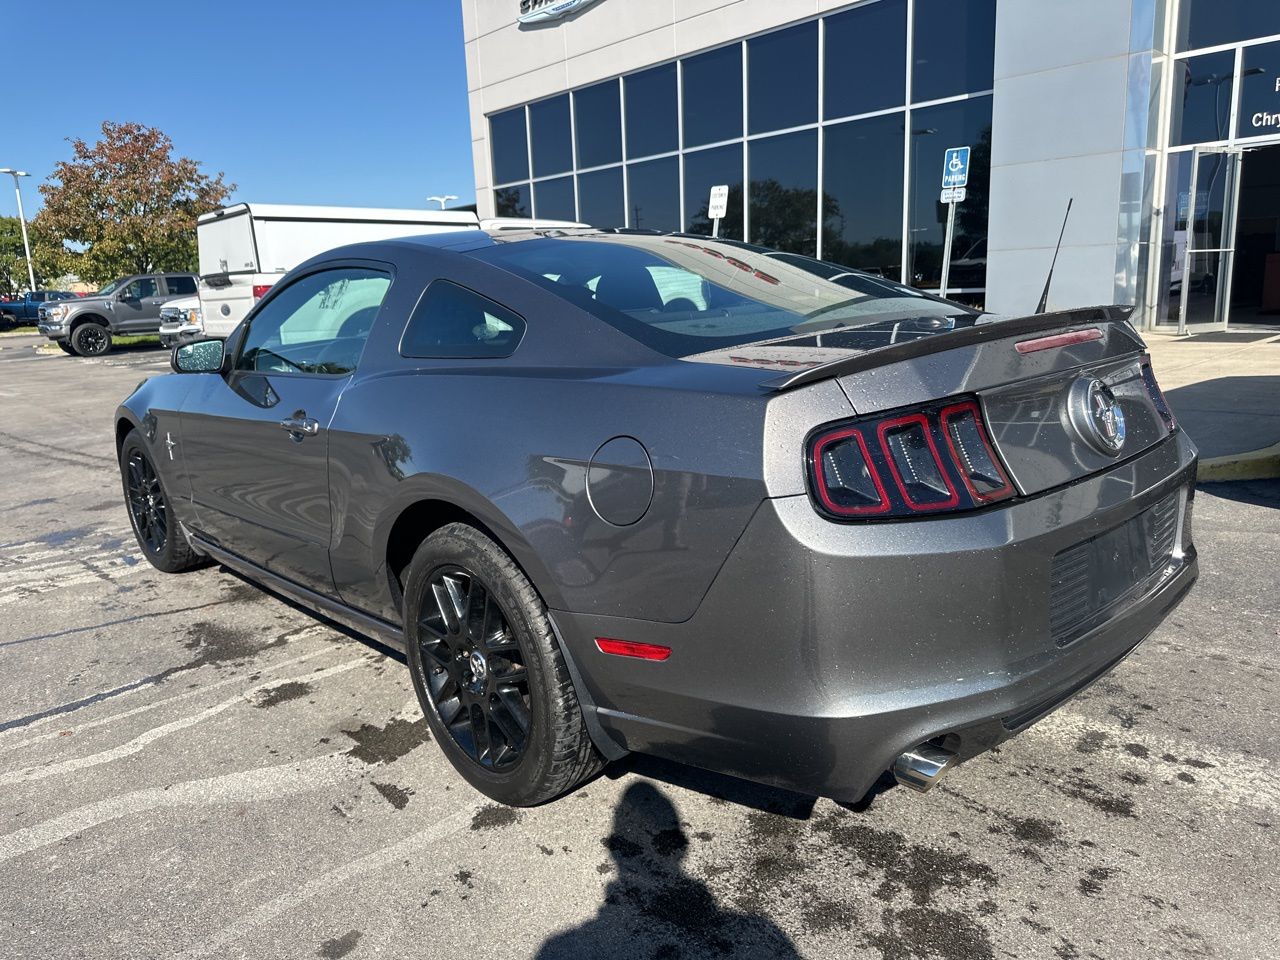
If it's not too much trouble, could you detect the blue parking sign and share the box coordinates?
[941,146,970,189]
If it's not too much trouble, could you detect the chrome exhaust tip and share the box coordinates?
[892,743,958,793]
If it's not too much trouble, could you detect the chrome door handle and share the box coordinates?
[279,415,319,439]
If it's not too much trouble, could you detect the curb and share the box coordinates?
[1198,442,1280,483]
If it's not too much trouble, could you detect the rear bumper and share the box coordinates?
[553,430,1199,802]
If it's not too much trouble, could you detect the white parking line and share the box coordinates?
[0,656,375,786]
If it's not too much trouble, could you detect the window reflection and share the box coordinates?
[749,130,818,256]
[490,107,528,185]
[530,95,572,177]
[495,183,531,218]
[823,113,905,276]
[578,167,625,229]
[912,0,995,103]
[625,64,678,159]
[1176,0,1280,53]
[825,0,906,119]
[1237,41,1280,141]
[748,21,817,135]
[1171,52,1236,146]
[684,144,743,239]
[683,45,743,148]
[627,157,681,232]
[534,176,576,221]
[906,98,992,291]
[574,80,622,169]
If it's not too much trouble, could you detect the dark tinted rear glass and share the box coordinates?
[166,276,197,295]
[471,234,975,358]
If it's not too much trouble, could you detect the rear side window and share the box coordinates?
[400,280,525,359]
[166,275,197,296]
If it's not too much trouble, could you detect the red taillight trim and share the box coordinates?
[938,400,1015,503]
[875,413,961,511]
[1014,328,1102,354]
[810,426,891,517]
[594,637,671,661]
[252,284,273,300]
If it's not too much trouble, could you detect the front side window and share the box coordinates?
[400,280,525,359]
[237,267,391,375]
[123,278,159,300]
[473,235,974,359]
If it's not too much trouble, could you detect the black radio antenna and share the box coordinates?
[1036,198,1074,314]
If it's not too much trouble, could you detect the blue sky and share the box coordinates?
[8,0,475,215]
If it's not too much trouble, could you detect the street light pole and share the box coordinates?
[427,194,458,210]
[0,169,36,292]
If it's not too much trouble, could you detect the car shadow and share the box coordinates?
[534,781,805,960]
[1197,479,1280,509]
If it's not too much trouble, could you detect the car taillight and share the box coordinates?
[1140,355,1176,431]
[252,284,273,300]
[807,396,1015,521]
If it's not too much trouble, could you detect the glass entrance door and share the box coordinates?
[1176,146,1243,333]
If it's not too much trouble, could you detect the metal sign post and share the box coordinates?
[938,146,970,300]
[708,184,728,238]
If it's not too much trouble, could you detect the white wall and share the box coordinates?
[985,0,1162,315]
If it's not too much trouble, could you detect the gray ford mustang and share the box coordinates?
[115,228,1198,807]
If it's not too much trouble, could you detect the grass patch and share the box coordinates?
[113,335,162,347]
[0,325,38,337]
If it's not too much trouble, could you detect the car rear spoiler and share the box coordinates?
[759,305,1137,392]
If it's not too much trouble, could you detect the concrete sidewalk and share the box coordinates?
[1145,330,1280,463]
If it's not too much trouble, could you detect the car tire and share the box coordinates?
[119,432,206,574]
[56,341,76,355]
[403,522,603,806]
[71,321,111,357]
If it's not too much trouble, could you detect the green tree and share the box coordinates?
[0,217,32,294]
[38,121,233,285]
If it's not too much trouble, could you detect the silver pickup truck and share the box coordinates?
[38,272,198,356]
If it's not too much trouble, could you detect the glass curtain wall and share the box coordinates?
[488,0,995,297]
[1153,0,1280,326]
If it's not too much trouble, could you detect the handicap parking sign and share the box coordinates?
[941,147,970,189]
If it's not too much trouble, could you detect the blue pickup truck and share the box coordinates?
[0,290,79,328]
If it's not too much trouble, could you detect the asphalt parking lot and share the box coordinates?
[1,332,1277,960]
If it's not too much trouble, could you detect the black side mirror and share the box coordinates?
[172,339,225,374]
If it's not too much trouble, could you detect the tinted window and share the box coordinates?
[495,183,531,218]
[625,64,678,158]
[682,45,743,148]
[1171,51,1236,146]
[749,130,818,256]
[906,97,992,290]
[574,80,622,169]
[473,235,972,359]
[534,176,576,220]
[912,0,995,102]
[238,268,390,375]
[401,281,525,359]
[166,276,197,296]
[490,107,529,184]
[825,0,907,119]
[684,143,743,239]
[577,167,625,229]
[627,157,681,232]
[823,113,905,275]
[530,94,572,177]
[1238,41,1280,140]
[748,21,817,135]
[1177,0,1280,52]
[123,278,159,299]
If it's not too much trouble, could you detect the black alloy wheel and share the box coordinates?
[402,523,602,805]
[415,565,532,770]
[117,432,205,574]
[72,322,111,356]
[125,448,168,555]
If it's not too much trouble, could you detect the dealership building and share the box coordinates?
[462,0,1280,330]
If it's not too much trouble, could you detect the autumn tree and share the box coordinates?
[38,121,233,285]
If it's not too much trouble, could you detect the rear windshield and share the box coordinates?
[471,233,979,357]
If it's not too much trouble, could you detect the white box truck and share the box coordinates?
[196,203,482,337]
